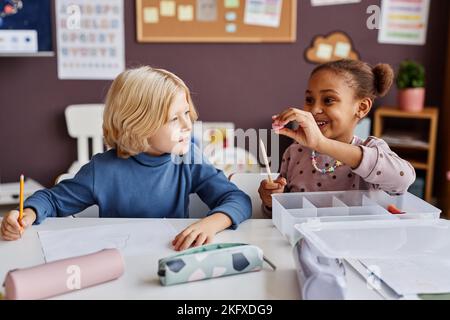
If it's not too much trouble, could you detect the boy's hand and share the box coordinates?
[1,208,36,241]
[272,108,326,151]
[172,213,232,251]
[258,177,287,208]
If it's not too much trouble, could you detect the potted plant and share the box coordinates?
[396,60,426,112]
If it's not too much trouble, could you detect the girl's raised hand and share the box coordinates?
[258,177,287,208]
[272,108,325,150]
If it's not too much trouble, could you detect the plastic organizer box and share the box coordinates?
[272,190,441,245]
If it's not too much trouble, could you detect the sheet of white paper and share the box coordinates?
[160,0,176,17]
[316,43,333,59]
[197,0,218,21]
[38,220,177,262]
[244,0,282,28]
[334,41,351,58]
[359,258,450,295]
[143,7,159,23]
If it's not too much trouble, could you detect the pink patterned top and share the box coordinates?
[279,136,416,195]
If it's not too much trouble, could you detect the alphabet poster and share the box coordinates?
[56,0,125,80]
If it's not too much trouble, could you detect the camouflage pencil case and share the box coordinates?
[158,243,276,286]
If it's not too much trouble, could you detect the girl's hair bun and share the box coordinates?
[372,63,394,97]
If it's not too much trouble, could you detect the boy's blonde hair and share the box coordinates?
[103,66,198,158]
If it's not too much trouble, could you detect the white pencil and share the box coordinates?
[259,139,273,183]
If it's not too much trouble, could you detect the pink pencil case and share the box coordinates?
[3,248,124,300]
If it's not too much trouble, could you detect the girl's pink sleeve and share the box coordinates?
[352,137,416,194]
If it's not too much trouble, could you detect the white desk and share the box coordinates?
[0,218,384,300]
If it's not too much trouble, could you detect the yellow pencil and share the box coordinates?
[259,139,273,183]
[19,174,24,224]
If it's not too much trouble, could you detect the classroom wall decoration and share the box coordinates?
[56,0,125,80]
[305,31,359,64]
[136,0,297,43]
[378,0,430,46]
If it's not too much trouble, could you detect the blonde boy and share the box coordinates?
[1,67,252,251]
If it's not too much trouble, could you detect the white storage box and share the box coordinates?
[272,190,441,245]
[294,219,450,296]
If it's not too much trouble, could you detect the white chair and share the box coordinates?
[229,172,279,219]
[65,104,105,175]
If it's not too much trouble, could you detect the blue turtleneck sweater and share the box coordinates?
[25,143,252,228]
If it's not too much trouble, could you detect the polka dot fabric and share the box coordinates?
[279,136,416,195]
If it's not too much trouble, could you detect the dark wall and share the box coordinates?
[1,0,449,187]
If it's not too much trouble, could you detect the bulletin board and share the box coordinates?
[136,0,297,43]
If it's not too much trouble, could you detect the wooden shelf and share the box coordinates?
[382,142,430,151]
[409,161,429,170]
[375,106,438,119]
[374,106,439,202]
[389,146,428,163]
[0,51,55,57]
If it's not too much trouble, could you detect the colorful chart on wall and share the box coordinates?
[0,0,52,54]
[305,31,360,64]
[378,0,430,46]
[136,0,297,43]
[56,0,125,80]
